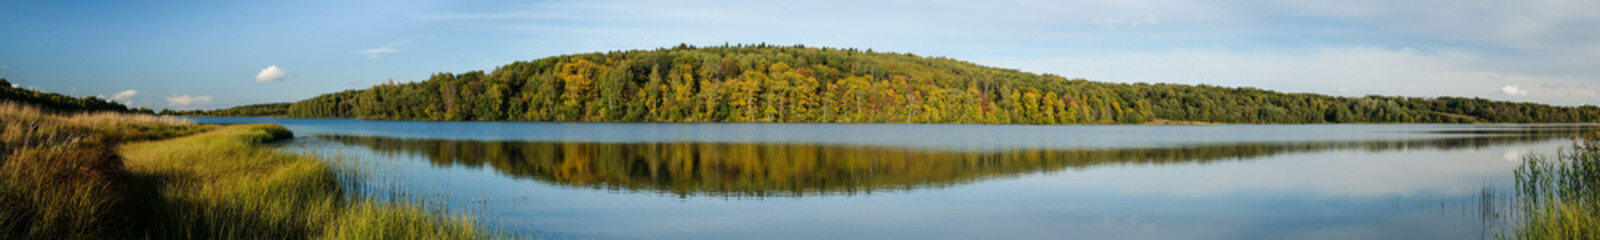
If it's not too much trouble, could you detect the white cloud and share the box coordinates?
[1501,85,1528,96]
[109,89,137,102]
[1,64,8,69]
[256,65,287,83]
[166,94,213,108]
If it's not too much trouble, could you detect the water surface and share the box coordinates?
[189,117,1599,239]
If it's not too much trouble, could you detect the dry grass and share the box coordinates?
[1,101,202,239]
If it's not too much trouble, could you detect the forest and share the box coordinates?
[203,44,1600,124]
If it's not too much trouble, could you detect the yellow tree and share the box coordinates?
[771,63,818,122]
[1041,91,1061,125]
[696,78,723,121]
[1006,89,1022,124]
[730,71,765,122]
[667,64,697,121]
[557,58,602,120]
[789,73,819,121]
[836,75,873,123]
[964,82,985,123]
[1022,88,1042,124]
[877,78,900,123]
[638,65,664,121]
[763,63,793,122]
[922,87,949,123]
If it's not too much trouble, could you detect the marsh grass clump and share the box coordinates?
[322,200,492,239]
[1511,132,1600,239]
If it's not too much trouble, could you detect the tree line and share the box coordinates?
[0,78,152,114]
[161,103,290,117]
[205,44,1600,124]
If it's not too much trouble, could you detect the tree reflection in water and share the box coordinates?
[316,127,1586,198]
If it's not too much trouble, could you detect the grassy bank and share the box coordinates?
[1,102,498,239]
[2,101,206,238]
[1511,132,1600,239]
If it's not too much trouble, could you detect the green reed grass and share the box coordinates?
[1509,132,1600,239]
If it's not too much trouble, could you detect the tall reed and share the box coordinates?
[1510,132,1600,239]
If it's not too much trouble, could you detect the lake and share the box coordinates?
[188,117,1599,239]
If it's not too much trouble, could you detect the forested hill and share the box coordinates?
[244,44,1596,124]
[0,78,150,114]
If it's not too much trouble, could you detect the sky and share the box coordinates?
[2,0,1597,110]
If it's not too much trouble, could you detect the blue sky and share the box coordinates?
[2,0,1597,110]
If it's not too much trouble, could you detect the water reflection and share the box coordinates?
[315,130,1575,198]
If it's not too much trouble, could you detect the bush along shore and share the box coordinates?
[1509,132,1600,239]
[1,101,501,239]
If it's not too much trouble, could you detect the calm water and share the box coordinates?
[189,117,1599,239]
